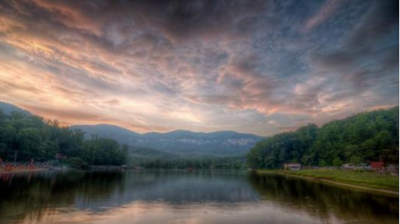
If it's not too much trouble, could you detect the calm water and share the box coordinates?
[0,170,398,224]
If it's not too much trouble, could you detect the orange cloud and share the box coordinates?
[0,0,397,136]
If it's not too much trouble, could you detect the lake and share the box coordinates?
[0,170,398,224]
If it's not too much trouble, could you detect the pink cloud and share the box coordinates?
[302,0,343,33]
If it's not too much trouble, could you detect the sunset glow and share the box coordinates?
[0,0,398,135]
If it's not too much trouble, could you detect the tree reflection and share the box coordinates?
[248,173,398,223]
[0,171,398,224]
[0,171,124,223]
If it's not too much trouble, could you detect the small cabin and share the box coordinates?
[370,161,384,170]
[283,163,301,171]
[342,163,354,170]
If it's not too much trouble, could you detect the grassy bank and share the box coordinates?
[257,169,399,193]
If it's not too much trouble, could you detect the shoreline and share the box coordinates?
[0,168,47,174]
[256,170,399,197]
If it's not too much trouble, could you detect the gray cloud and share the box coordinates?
[0,0,397,136]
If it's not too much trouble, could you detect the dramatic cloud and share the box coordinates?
[0,0,398,136]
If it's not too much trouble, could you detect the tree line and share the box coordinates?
[134,156,246,169]
[0,110,128,167]
[246,107,399,169]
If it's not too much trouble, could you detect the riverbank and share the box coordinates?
[256,169,399,196]
[0,168,47,174]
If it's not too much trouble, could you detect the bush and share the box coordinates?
[333,158,343,166]
[66,157,89,169]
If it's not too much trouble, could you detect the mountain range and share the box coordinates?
[71,124,263,158]
[0,102,264,160]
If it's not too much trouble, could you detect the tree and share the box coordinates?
[0,109,129,166]
[246,107,399,169]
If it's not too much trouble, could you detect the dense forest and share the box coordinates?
[131,155,246,169]
[247,107,399,169]
[128,145,247,169]
[0,110,128,167]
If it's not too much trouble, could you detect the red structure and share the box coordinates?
[4,163,12,171]
[370,161,384,170]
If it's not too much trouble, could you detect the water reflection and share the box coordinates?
[248,173,399,224]
[0,170,398,224]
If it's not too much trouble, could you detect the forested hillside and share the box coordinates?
[0,102,258,169]
[72,125,262,157]
[0,110,128,167]
[129,145,246,169]
[247,107,399,169]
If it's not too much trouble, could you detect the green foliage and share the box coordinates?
[247,107,399,169]
[66,157,89,169]
[127,144,247,169]
[349,155,362,165]
[0,110,128,166]
[130,153,246,170]
[333,158,343,166]
[82,137,127,166]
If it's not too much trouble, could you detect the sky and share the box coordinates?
[0,0,398,136]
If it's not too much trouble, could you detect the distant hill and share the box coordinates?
[0,101,264,160]
[71,124,264,158]
[129,146,180,165]
[0,101,31,115]
[72,124,141,140]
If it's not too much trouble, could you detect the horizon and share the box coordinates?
[1,100,398,138]
[0,0,398,136]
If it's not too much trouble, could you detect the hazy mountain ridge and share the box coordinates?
[0,101,31,115]
[0,102,264,158]
[72,124,264,157]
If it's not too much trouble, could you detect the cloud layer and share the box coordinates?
[0,0,398,136]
